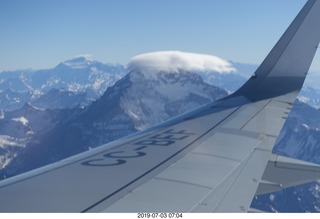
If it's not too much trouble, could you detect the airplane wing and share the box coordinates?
[1,0,320,213]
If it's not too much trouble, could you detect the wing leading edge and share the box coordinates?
[0,0,320,212]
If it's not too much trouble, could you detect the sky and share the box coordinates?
[1,0,319,73]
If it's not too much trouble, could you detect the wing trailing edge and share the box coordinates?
[256,155,320,195]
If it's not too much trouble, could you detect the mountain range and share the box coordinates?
[1,56,229,177]
[0,54,320,212]
[0,56,126,110]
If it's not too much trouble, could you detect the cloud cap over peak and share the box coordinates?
[128,51,236,74]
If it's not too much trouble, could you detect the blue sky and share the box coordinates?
[2,0,318,72]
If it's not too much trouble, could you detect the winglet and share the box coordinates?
[234,0,320,101]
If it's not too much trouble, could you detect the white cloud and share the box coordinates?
[128,51,236,75]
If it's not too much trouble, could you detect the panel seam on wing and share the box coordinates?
[240,100,272,130]
[190,151,242,163]
[153,177,213,190]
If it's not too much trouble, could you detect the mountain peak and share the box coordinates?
[61,55,96,69]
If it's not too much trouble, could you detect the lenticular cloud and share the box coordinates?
[128,51,236,74]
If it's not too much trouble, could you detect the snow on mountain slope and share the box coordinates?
[61,55,95,69]
[0,103,75,174]
[129,51,257,95]
[123,69,227,131]
[115,51,232,130]
[299,86,320,109]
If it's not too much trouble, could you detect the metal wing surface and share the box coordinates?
[0,0,320,212]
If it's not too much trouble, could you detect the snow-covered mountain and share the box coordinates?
[299,85,320,109]
[274,101,320,162]
[0,104,75,176]
[1,51,230,178]
[0,89,33,111]
[198,61,255,94]
[32,88,94,109]
[0,56,126,110]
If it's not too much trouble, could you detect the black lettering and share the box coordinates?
[134,139,175,146]
[103,150,146,158]
[81,158,126,167]
[81,129,195,167]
